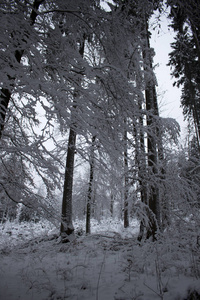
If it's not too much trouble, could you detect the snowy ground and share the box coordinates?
[0,218,200,300]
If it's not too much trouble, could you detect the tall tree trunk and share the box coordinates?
[86,136,96,234]
[157,129,169,230]
[60,38,85,242]
[142,16,161,239]
[146,87,160,227]
[60,126,77,242]
[0,0,45,139]
[124,125,129,228]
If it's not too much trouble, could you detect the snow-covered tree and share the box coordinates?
[0,0,67,223]
[0,0,45,139]
[167,0,200,148]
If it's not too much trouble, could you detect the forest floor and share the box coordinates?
[0,218,200,300]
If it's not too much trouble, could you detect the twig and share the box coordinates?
[144,282,163,299]
[96,251,106,300]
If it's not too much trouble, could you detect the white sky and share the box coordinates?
[150,13,188,138]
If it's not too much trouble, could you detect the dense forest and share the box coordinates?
[0,1,200,299]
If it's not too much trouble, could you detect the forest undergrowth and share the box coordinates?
[0,218,200,300]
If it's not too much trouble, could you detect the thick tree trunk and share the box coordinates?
[86,136,96,234]
[138,16,161,241]
[145,84,161,232]
[60,127,76,242]
[0,0,45,139]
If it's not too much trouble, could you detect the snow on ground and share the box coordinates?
[0,218,200,300]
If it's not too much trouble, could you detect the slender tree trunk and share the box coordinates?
[92,183,96,218]
[60,38,85,242]
[157,131,169,230]
[124,126,129,228]
[110,193,114,217]
[0,0,45,139]
[86,136,96,234]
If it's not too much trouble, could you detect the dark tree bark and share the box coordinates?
[86,136,96,234]
[60,38,85,242]
[137,15,161,241]
[110,193,114,217]
[0,0,45,139]
[124,126,129,228]
[60,126,77,242]
[145,87,160,229]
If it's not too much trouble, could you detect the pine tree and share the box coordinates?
[167,0,200,148]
